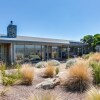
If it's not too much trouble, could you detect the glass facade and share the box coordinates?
[14,44,84,63]
[15,44,42,63]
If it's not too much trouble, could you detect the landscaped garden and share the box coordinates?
[0,53,100,100]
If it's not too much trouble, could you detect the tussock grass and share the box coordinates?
[29,92,61,100]
[20,64,34,85]
[89,52,100,62]
[44,65,55,78]
[86,87,100,100]
[66,58,77,68]
[61,61,93,93]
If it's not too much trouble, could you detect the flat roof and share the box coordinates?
[0,34,86,46]
[0,35,69,44]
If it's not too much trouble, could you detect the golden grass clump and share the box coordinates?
[28,92,61,100]
[89,52,100,62]
[86,87,100,100]
[20,64,34,85]
[44,65,55,78]
[62,61,93,93]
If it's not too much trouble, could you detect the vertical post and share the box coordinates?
[67,45,70,59]
[61,46,62,59]
[82,45,83,55]
[10,43,14,65]
[47,45,48,61]
[41,45,42,60]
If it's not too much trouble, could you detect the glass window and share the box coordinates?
[34,45,42,60]
[52,46,59,59]
[24,45,34,62]
[15,45,24,63]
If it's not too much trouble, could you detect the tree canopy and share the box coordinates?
[81,34,100,51]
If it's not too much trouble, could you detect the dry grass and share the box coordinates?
[20,64,34,85]
[28,92,61,100]
[86,87,100,100]
[0,87,11,96]
[89,52,100,62]
[44,65,55,78]
[61,61,93,93]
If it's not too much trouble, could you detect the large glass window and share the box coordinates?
[15,44,42,63]
[52,46,59,59]
[15,45,24,63]
[34,45,42,60]
[24,45,34,62]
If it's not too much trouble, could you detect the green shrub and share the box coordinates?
[0,63,6,71]
[29,55,40,60]
[66,59,77,68]
[90,61,100,85]
[55,67,59,75]
[35,61,47,68]
[48,60,60,66]
[1,68,22,86]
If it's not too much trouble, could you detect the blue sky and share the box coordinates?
[0,0,100,41]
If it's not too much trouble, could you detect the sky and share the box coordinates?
[0,0,100,41]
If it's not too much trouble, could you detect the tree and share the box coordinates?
[82,35,94,46]
[94,34,100,46]
[81,35,94,52]
[81,34,100,52]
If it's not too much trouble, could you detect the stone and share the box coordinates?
[35,78,60,89]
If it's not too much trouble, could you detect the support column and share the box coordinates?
[61,47,62,59]
[67,45,70,59]
[10,43,14,64]
[47,45,49,61]
[82,45,83,55]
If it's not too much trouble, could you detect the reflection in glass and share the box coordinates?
[15,45,24,63]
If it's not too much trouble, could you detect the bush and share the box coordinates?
[89,52,100,62]
[82,52,94,60]
[29,54,41,60]
[2,68,22,86]
[61,61,93,93]
[90,61,100,85]
[44,65,55,78]
[35,61,48,68]
[66,58,77,68]
[0,63,6,71]
[29,92,61,100]
[86,87,100,100]
[20,64,34,85]
[55,67,59,75]
[48,60,60,66]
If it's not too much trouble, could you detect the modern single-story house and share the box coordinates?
[0,21,87,64]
